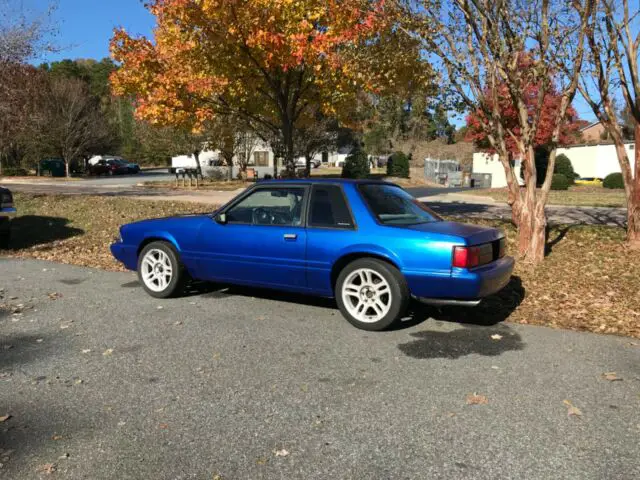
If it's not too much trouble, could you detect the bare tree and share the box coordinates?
[236,130,260,178]
[31,77,111,177]
[294,113,338,177]
[578,0,640,244]
[405,0,593,263]
[0,0,58,63]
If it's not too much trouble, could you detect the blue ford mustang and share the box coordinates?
[111,179,514,330]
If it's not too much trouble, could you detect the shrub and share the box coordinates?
[603,172,624,189]
[341,147,370,179]
[551,174,569,190]
[554,154,577,184]
[386,151,410,178]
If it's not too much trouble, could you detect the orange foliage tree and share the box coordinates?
[110,0,427,175]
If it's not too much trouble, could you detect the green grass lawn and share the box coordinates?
[469,186,627,207]
[1,193,638,338]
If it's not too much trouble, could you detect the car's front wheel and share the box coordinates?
[137,241,186,298]
[335,258,409,331]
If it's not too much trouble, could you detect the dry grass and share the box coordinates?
[2,193,638,338]
[470,186,627,207]
[142,179,250,191]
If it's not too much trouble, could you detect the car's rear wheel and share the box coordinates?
[335,258,409,331]
[137,241,186,298]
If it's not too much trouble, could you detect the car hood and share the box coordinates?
[405,221,503,245]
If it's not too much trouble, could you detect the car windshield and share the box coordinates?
[359,184,442,226]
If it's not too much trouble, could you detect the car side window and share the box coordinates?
[226,187,306,226]
[308,185,354,229]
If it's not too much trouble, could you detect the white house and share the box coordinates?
[171,141,347,178]
[558,143,636,179]
[473,142,636,188]
[472,153,524,188]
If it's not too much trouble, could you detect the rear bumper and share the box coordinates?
[406,256,515,301]
[110,242,138,270]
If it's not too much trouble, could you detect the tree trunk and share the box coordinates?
[282,120,296,178]
[193,150,203,179]
[65,158,70,178]
[628,123,640,245]
[305,154,312,178]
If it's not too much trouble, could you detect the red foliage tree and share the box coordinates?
[465,82,584,154]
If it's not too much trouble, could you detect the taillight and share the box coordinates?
[498,238,506,258]
[452,246,480,269]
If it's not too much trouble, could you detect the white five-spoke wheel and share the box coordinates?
[137,241,186,298]
[336,258,410,331]
[342,268,392,323]
[140,248,174,292]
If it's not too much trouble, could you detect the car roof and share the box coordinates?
[256,178,399,187]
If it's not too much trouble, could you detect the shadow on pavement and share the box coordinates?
[396,323,524,360]
[0,333,60,369]
[4,215,84,251]
[394,276,526,359]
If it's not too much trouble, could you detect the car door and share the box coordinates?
[196,185,309,290]
[305,184,359,295]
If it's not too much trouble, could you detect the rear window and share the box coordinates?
[309,185,354,229]
[359,184,441,226]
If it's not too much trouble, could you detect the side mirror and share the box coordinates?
[214,212,227,225]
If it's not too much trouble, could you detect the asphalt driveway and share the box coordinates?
[1,258,639,479]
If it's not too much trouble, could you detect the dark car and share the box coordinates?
[111,179,514,331]
[0,187,16,249]
[89,159,128,176]
[114,159,141,174]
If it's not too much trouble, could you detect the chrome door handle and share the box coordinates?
[284,233,297,240]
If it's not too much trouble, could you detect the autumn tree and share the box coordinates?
[465,62,584,186]
[404,0,593,263]
[577,0,640,244]
[110,0,428,176]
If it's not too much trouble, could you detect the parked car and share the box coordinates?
[575,177,603,186]
[114,159,141,174]
[0,186,16,249]
[295,158,321,169]
[110,179,514,331]
[88,159,128,176]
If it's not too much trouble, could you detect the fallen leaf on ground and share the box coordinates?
[158,423,168,429]
[51,435,63,441]
[81,349,91,354]
[0,415,11,422]
[47,292,62,300]
[563,399,583,418]
[36,463,57,474]
[102,348,113,356]
[602,372,623,382]
[274,449,290,457]
[466,393,488,405]
[490,334,503,340]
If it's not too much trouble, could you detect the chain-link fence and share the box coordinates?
[424,158,461,184]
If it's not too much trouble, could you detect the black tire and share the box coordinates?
[137,241,187,299]
[0,229,10,249]
[335,258,410,331]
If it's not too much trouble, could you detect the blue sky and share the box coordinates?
[28,0,154,63]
